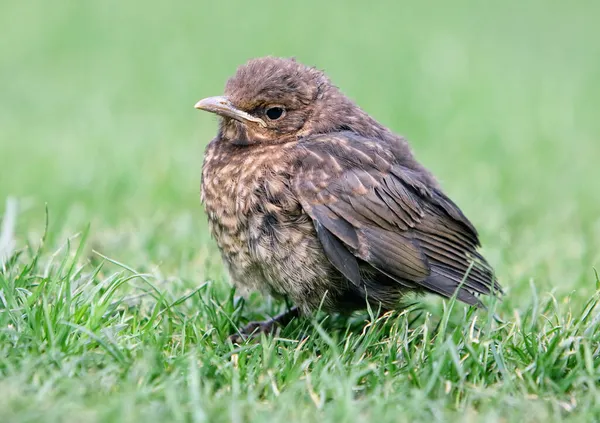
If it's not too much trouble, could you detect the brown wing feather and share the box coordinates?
[293,132,501,306]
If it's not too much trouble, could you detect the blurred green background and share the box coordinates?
[1,0,599,307]
[2,1,600,421]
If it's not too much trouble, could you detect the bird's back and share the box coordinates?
[292,132,500,307]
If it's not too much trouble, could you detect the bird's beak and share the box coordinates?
[194,96,266,127]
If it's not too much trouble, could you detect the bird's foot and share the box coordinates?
[229,306,300,344]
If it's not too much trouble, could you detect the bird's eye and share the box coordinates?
[265,106,285,121]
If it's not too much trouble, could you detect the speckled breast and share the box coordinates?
[200,139,331,302]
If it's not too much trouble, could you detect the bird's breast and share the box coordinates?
[201,140,314,284]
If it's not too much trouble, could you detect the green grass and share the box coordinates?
[1,1,600,422]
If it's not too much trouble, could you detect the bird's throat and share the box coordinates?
[219,119,254,146]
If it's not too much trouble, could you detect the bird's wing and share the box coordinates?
[292,132,501,306]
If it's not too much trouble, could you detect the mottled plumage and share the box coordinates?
[196,57,501,337]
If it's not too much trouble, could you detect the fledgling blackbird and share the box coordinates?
[195,57,501,339]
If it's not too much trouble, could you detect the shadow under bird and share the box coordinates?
[195,57,501,341]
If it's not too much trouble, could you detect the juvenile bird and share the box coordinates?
[196,57,501,339]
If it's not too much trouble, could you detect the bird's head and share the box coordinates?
[195,57,389,145]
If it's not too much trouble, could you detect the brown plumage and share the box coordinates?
[196,57,501,339]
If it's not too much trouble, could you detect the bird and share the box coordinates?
[195,57,501,340]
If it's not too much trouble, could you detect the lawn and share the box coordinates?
[1,1,600,422]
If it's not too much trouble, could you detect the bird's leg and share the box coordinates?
[229,306,300,343]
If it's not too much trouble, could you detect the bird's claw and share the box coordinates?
[228,306,300,344]
[228,319,280,344]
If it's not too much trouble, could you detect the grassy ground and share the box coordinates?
[1,1,600,422]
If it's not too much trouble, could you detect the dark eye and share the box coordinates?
[265,106,285,121]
